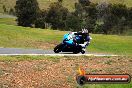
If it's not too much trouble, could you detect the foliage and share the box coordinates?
[14,0,132,34]
[96,3,131,34]
[65,13,82,31]
[46,2,69,30]
[78,0,91,6]
[2,5,7,13]
[9,8,15,15]
[35,10,47,29]
[15,0,40,27]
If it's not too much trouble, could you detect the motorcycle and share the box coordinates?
[54,43,85,54]
[54,33,88,54]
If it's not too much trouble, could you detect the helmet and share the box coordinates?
[82,28,88,33]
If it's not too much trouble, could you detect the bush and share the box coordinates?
[35,10,47,29]
[65,14,82,31]
[15,0,39,27]
[9,8,15,15]
[46,2,69,30]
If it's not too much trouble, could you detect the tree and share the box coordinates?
[110,4,128,18]
[46,2,69,30]
[74,3,83,18]
[102,14,117,34]
[110,4,128,34]
[84,3,97,32]
[85,3,97,19]
[3,5,7,13]
[65,14,82,31]
[58,0,63,3]
[85,17,96,32]
[127,7,132,28]
[35,10,47,29]
[9,8,15,15]
[96,3,120,34]
[96,2,110,22]
[117,17,127,34]
[15,0,39,27]
[78,0,91,6]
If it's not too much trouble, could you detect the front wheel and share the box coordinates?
[54,43,63,53]
[81,50,85,54]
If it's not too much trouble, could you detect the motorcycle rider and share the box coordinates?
[79,28,92,52]
[63,29,92,52]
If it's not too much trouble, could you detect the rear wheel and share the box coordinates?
[54,43,63,53]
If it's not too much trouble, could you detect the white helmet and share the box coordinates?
[82,28,88,33]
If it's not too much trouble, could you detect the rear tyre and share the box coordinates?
[54,43,63,53]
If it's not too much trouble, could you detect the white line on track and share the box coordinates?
[0,54,118,57]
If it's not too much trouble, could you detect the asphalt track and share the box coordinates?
[0,47,118,56]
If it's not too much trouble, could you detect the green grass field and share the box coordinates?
[0,23,66,49]
[80,83,132,88]
[0,24,132,55]
[0,0,132,13]
[0,18,16,25]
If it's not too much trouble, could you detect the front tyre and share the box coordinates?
[54,43,63,53]
[81,50,85,54]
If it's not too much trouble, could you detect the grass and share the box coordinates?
[0,0,132,13]
[37,0,78,11]
[0,24,66,49]
[89,34,132,55]
[79,83,132,88]
[0,55,61,61]
[0,18,16,25]
[0,24,132,55]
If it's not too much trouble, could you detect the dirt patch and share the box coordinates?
[0,56,132,88]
